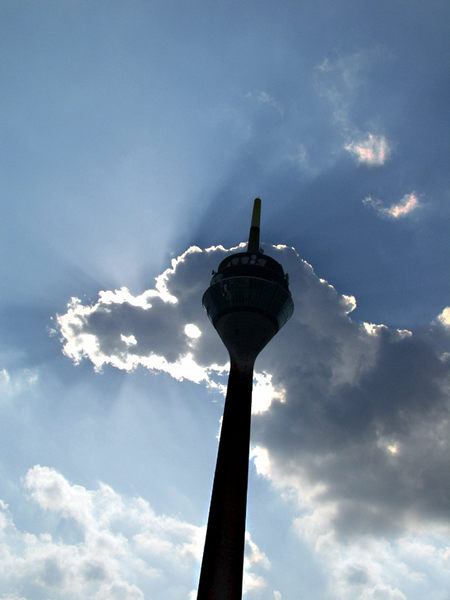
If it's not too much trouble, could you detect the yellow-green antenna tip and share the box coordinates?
[248,198,261,252]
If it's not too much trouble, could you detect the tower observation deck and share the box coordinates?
[197,199,294,599]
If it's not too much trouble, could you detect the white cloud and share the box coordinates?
[359,584,407,600]
[0,368,11,394]
[1,466,272,600]
[314,52,398,177]
[121,334,137,346]
[0,367,38,399]
[363,192,420,218]
[286,488,450,599]
[250,445,271,477]
[436,306,450,328]
[314,51,391,166]
[345,133,391,166]
[386,193,420,218]
[252,372,285,414]
[341,294,357,314]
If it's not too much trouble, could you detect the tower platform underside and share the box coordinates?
[214,310,277,366]
[203,274,293,365]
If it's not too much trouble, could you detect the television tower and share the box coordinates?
[197,198,294,599]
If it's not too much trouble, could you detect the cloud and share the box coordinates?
[56,244,285,413]
[385,193,420,218]
[57,246,221,382]
[57,244,450,598]
[246,91,284,116]
[0,367,38,399]
[314,51,388,161]
[436,306,450,328]
[345,133,391,166]
[363,192,420,218]
[288,515,450,600]
[314,52,366,130]
[1,466,272,600]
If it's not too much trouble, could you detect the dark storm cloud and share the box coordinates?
[58,245,450,539]
[250,250,450,538]
[255,327,450,536]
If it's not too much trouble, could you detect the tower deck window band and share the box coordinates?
[203,275,293,330]
[197,198,294,599]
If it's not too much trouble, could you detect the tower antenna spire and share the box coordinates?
[247,197,261,253]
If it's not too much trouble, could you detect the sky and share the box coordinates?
[1,1,450,598]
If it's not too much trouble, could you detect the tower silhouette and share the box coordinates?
[197,198,294,599]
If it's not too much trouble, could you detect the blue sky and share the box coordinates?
[1,2,450,599]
